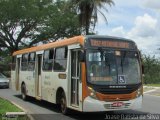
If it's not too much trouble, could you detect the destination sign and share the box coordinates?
[90,39,130,49]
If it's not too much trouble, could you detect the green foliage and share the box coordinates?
[38,1,81,42]
[145,84,160,87]
[0,0,80,54]
[142,55,160,84]
[68,0,114,34]
[0,97,22,114]
[0,0,81,73]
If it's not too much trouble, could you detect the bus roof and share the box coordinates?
[13,35,136,56]
[13,36,85,56]
[85,35,135,43]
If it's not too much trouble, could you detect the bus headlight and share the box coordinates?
[88,87,97,99]
[136,86,143,98]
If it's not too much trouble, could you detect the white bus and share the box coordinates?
[11,35,143,114]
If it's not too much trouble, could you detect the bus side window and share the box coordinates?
[11,56,16,71]
[53,47,68,71]
[28,52,35,71]
[43,49,54,71]
[21,54,28,71]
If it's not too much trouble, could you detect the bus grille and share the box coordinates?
[98,88,134,94]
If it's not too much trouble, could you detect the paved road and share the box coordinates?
[0,88,160,120]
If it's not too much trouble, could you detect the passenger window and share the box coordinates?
[28,52,35,71]
[11,56,16,70]
[43,49,54,71]
[21,54,28,71]
[53,47,68,71]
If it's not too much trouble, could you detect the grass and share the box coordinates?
[144,84,160,87]
[0,97,29,120]
[0,97,22,114]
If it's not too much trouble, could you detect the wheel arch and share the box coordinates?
[56,87,65,104]
[21,81,25,88]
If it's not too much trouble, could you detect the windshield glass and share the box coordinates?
[86,50,141,85]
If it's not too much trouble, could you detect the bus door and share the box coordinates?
[15,58,20,91]
[35,54,42,98]
[71,50,81,107]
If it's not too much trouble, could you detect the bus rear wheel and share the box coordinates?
[21,84,28,101]
[60,92,68,114]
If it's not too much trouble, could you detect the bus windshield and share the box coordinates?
[86,49,141,85]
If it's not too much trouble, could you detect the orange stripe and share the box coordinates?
[81,62,88,101]
[13,36,85,56]
[96,91,137,101]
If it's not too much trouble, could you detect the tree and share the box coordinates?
[142,55,160,84]
[0,0,80,54]
[69,0,114,34]
[38,1,81,43]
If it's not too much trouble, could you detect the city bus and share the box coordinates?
[11,35,143,114]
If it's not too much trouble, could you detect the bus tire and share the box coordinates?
[60,92,68,114]
[21,83,28,101]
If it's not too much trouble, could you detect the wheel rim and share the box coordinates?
[21,85,26,99]
[60,97,66,113]
[22,93,25,99]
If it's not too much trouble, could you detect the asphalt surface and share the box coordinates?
[0,88,160,120]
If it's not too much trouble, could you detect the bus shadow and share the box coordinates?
[14,95,61,113]
[14,95,149,120]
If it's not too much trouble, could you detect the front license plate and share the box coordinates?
[112,102,124,107]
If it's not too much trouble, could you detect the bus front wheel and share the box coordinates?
[60,92,68,114]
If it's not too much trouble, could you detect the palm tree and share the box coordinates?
[69,0,114,35]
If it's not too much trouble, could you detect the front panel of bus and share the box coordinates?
[82,37,143,112]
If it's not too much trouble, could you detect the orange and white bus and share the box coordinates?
[11,35,143,114]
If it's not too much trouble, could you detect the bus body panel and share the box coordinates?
[41,71,68,104]
[19,71,35,97]
[83,95,143,112]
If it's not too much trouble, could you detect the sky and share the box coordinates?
[95,0,160,58]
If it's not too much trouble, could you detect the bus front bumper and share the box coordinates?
[83,96,142,112]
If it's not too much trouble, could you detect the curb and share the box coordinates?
[143,88,159,94]
[10,101,34,120]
